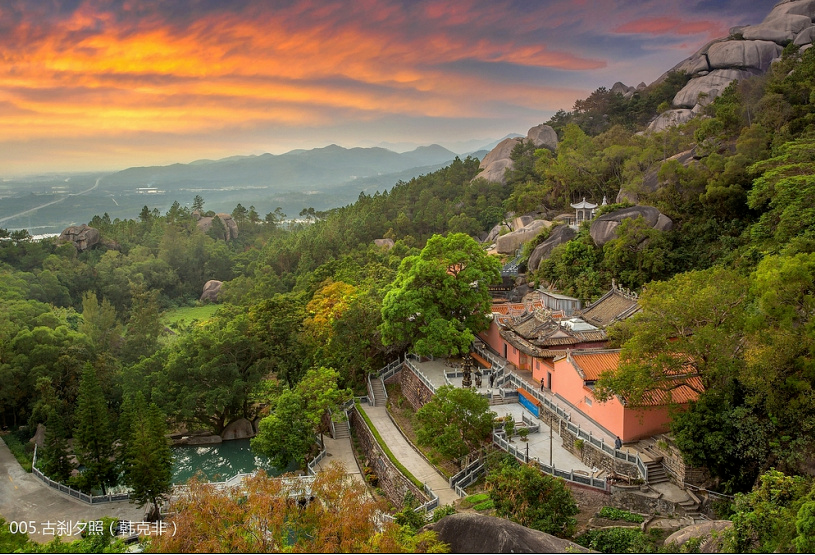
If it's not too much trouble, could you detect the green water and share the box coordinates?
[171,438,296,484]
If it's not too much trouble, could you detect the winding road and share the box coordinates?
[0,177,103,226]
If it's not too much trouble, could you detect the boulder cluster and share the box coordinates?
[474,124,558,184]
[649,0,815,131]
[58,224,100,251]
[193,211,239,240]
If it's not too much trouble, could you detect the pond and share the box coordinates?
[171,438,297,484]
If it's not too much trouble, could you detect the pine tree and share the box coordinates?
[73,365,116,494]
[39,410,74,483]
[120,393,173,521]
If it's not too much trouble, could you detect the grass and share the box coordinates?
[356,402,425,490]
[1,433,33,472]
[161,304,220,328]
[461,493,495,511]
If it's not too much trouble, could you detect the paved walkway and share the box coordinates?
[409,356,600,474]
[0,439,143,543]
[312,436,365,487]
[362,406,459,507]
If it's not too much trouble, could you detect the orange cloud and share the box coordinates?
[0,0,608,150]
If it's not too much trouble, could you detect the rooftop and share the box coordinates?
[578,285,641,328]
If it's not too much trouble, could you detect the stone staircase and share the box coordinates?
[370,377,387,407]
[645,458,670,485]
[333,420,350,440]
[489,392,506,405]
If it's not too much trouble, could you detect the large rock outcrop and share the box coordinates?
[590,206,673,247]
[527,224,578,271]
[194,212,239,240]
[373,238,395,249]
[650,0,815,128]
[495,219,550,254]
[200,280,223,303]
[59,224,101,251]
[664,520,733,553]
[220,418,256,440]
[422,513,589,553]
[474,124,558,184]
[484,215,536,245]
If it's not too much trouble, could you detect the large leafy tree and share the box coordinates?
[119,392,173,520]
[747,137,815,249]
[252,366,350,469]
[597,266,749,405]
[486,454,579,538]
[157,309,271,433]
[380,233,501,357]
[414,385,495,461]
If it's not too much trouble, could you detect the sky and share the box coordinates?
[0,0,778,176]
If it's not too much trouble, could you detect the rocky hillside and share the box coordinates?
[649,0,815,130]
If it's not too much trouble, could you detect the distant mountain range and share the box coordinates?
[102,143,462,192]
[0,140,505,235]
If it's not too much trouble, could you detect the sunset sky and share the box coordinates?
[1,0,777,176]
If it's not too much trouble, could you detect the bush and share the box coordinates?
[473,499,495,511]
[575,527,649,553]
[1,433,33,472]
[598,506,645,523]
[432,504,456,522]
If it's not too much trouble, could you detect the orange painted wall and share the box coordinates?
[479,321,523,368]
[482,323,679,441]
[622,405,684,441]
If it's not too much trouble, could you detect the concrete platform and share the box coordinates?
[0,439,144,543]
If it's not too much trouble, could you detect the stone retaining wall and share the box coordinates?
[349,407,427,507]
[556,419,639,480]
[648,435,711,486]
[394,367,434,411]
[611,485,690,517]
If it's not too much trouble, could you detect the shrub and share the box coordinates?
[1,433,33,472]
[598,506,645,523]
[575,527,648,553]
[432,504,456,522]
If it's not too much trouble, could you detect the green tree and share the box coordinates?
[158,311,271,433]
[486,455,579,538]
[601,215,671,289]
[73,365,117,494]
[79,291,122,355]
[39,409,75,483]
[119,392,173,521]
[596,266,749,405]
[295,366,351,433]
[747,137,815,248]
[121,281,162,363]
[251,388,314,470]
[380,233,501,357]
[251,367,350,469]
[192,194,204,212]
[725,469,813,553]
[414,385,494,461]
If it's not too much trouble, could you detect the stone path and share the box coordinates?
[312,435,365,487]
[363,405,459,507]
[0,439,143,543]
